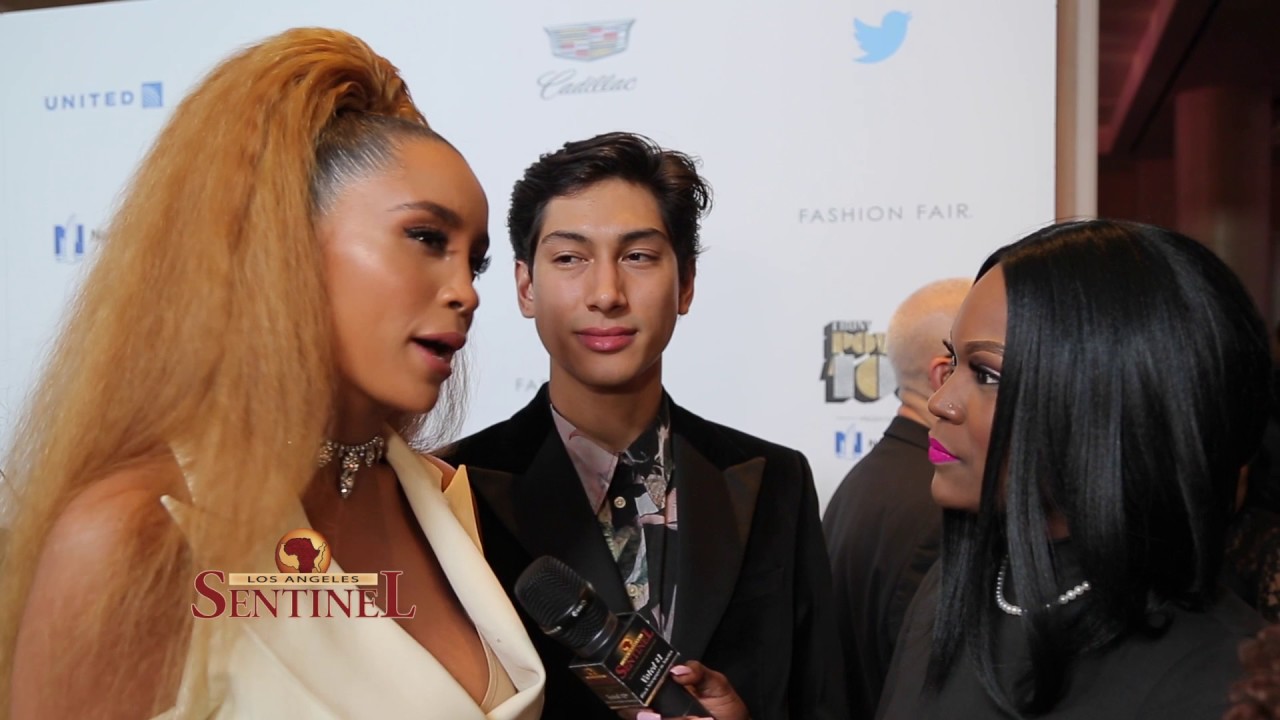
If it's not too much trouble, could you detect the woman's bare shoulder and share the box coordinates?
[24,455,187,602]
[10,454,190,717]
[56,454,189,542]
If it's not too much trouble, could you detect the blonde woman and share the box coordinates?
[0,28,544,719]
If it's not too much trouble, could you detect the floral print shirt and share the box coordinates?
[551,400,679,639]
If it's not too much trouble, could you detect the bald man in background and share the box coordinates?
[821,278,970,719]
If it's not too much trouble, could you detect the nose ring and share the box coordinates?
[947,402,955,411]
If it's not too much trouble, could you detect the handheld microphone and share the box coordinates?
[514,555,710,716]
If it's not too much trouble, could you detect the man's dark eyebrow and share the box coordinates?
[387,200,461,228]
[539,227,668,244]
[540,230,588,243]
[619,228,667,243]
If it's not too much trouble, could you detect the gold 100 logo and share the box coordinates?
[821,321,892,403]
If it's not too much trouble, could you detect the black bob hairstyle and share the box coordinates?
[927,219,1270,715]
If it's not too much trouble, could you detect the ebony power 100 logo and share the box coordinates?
[821,321,894,403]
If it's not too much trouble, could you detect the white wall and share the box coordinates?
[0,0,1057,508]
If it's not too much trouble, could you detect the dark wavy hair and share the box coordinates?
[926,219,1270,715]
[507,131,711,284]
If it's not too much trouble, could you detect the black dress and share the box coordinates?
[878,553,1263,719]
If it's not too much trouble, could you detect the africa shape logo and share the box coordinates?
[854,10,911,63]
[275,528,331,574]
[192,529,415,620]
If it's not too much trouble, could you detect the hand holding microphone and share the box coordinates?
[636,661,751,720]
[515,555,734,718]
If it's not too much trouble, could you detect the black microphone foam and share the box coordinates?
[515,555,614,653]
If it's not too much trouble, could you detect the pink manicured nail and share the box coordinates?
[637,712,661,720]
[670,664,692,676]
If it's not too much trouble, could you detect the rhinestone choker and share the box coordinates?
[318,436,387,499]
[995,559,1091,617]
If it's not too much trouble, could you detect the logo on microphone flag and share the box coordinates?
[569,614,682,710]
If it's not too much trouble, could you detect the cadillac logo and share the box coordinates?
[544,19,635,61]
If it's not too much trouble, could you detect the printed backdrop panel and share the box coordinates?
[0,0,1056,509]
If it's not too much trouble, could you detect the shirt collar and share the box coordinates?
[550,397,673,515]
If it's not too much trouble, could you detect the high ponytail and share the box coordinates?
[0,28,435,713]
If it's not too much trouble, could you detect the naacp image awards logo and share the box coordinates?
[191,529,417,620]
[538,19,638,100]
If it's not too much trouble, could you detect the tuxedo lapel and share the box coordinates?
[469,428,632,614]
[671,433,765,658]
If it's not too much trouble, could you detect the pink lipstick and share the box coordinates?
[928,438,959,464]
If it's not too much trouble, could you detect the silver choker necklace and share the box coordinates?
[318,436,387,499]
[995,560,1091,617]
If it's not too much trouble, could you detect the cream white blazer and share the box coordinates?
[157,431,546,720]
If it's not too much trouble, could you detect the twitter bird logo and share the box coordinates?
[854,10,911,63]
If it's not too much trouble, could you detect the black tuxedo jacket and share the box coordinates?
[440,385,848,719]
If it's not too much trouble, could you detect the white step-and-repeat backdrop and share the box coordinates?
[0,0,1056,509]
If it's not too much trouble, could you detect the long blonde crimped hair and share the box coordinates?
[0,28,436,713]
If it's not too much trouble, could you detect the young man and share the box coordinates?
[443,132,847,719]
